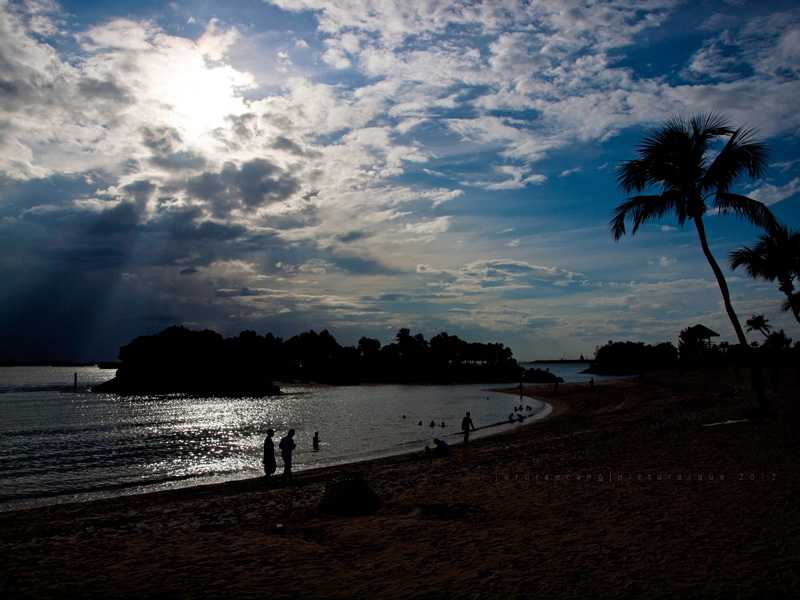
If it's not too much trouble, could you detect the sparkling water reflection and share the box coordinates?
[0,367,554,511]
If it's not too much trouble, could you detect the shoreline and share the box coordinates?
[1,391,554,515]
[3,369,798,598]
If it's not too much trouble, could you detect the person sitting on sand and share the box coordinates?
[312,431,320,452]
[418,420,423,426]
[516,414,524,423]
[429,420,436,428]
[461,411,476,444]
[279,429,296,480]
[263,428,276,479]
[440,421,445,428]
[432,438,450,457]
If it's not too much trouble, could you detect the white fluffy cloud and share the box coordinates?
[749,177,800,206]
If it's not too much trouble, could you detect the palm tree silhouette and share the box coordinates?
[745,314,771,339]
[729,223,800,324]
[611,114,776,345]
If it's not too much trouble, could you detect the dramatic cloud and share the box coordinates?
[1,0,799,360]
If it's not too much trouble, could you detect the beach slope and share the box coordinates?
[2,369,799,598]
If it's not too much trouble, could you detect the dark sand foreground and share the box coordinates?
[2,369,799,598]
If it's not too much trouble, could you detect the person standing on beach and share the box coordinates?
[312,431,320,452]
[263,428,277,479]
[279,429,296,481]
[461,411,476,445]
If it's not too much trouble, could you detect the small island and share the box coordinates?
[94,325,563,394]
[94,327,281,396]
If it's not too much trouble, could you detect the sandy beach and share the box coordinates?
[2,368,799,598]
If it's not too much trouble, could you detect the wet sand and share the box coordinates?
[2,368,799,598]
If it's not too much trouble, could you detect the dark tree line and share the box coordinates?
[587,340,679,375]
[280,327,522,384]
[96,325,555,394]
[588,325,799,375]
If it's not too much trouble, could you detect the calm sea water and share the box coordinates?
[0,364,598,511]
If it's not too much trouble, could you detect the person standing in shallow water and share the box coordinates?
[461,411,476,445]
[279,429,296,480]
[263,428,276,479]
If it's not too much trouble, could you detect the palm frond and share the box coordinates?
[729,246,762,276]
[616,159,650,192]
[610,193,678,240]
[702,128,768,193]
[690,113,733,142]
[714,192,777,230]
[690,114,732,173]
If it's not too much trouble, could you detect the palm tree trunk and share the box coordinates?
[693,216,748,345]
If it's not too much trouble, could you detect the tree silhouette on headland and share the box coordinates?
[610,114,776,345]
[730,223,800,324]
[95,325,559,394]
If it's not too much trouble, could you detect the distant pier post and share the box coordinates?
[74,372,78,392]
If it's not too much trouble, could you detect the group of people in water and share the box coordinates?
[509,403,534,423]
[263,410,480,479]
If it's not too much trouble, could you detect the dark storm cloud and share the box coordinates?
[0,172,105,217]
[121,179,156,208]
[0,163,383,362]
[0,196,278,361]
[185,158,300,217]
[150,206,247,242]
[87,201,141,235]
[238,159,297,205]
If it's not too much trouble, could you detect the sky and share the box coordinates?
[1,0,799,362]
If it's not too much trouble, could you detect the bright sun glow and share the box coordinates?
[135,34,255,146]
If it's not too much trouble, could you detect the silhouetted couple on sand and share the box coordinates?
[264,429,296,482]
